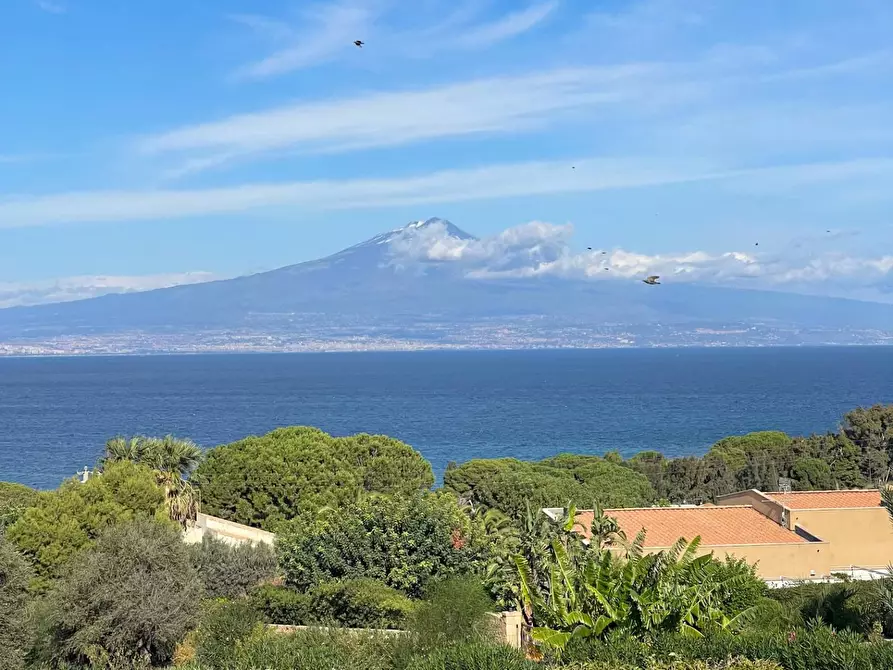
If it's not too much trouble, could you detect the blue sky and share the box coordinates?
[1,0,893,305]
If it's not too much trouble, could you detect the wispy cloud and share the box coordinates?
[232,1,376,80]
[388,220,893,300]
[2,156,892,229]
[0,272,219,309]
[141,64,664,171]
[454,1,558,48]
[34,0,65,13]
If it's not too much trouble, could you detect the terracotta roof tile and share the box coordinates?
[574,506,807,547]
[764,490,882,510]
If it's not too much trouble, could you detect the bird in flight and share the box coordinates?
[643,275,661,285]
[354,40,364,47]
[587,246,592,250]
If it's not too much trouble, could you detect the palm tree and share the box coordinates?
[102,434,202,529]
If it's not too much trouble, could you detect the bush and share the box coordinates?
[406,642,537,670]
[277,492,491,598]
[7,461,166,589]
[195,628,399,670]
[311,578,416,629]
[251,584,314,625]
[192,427,434,529]
[190,535,278,600]
[561,627,893,670]
[0,531,32,670]
[411,576,496,651]
[767,581,881,635]
[34,518,203,669]
[194,599,263,670]
[0,482,39,530]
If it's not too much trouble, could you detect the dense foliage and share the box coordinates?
[0,482,39,530]
[33,518,203,669]
[102,434,202,528]
[277,491,490,598]
[7,461,166,589]
[410,576,498,651]
[0,531,33,670]
[444,454,656,519]
[192,427,435,529]
[189,535,278,600]
[311,578,416,629]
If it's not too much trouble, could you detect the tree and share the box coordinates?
[277,491,490,598]
[34,518,203,669]
[7,460,166,589]
[0,482,39,531]
[792,458,834,491]
[192,427,434,529]
[0,531,32,670]
[443,455,655,520]
[103,434,202,529]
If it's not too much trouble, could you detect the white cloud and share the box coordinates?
[232,1,376,80]
[140,65,660,166]
[2,156,892,229]
[454,1,558,48]
[387,220,893,299]
[0,272,219,309]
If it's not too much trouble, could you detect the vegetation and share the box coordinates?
[192,427,435,529]
[32,518,203,669]
[276,491,490,598]
[103,435,202,528]
[1,530,33,670]
[7,460,167,589]
[189,535,278,600]
[444,455,656,519]
[310,578,416,629]
[0,482,39,530]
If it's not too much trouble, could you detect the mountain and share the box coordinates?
[2,218,893,353]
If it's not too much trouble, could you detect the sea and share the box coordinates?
[2,347,893,490]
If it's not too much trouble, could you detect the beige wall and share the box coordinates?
[183,513,276,547]
[789,508,893,571]
[619,540,831,581]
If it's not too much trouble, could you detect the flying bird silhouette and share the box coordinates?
[643,275,660,285]
[354,40,364,47]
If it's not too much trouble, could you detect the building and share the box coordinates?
[556,488,893,586]
[559,505,830,586]
[183,512,275,547]
[715,489,893,580]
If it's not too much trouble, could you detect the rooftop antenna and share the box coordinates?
[779,477,792,494]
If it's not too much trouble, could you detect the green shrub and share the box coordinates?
[190,535,278,600]
[203,627,399,670]
[405,642,537,670]
[0,531,33,670]
[411,576,496,651]
[194,598,263,670]
[277,491,491,598]
[767,581,881,635]
[251,584,314,625]
[311,578,416,629]
[0,482,39,530]
[192,427,434,529]
[33,518,203,669]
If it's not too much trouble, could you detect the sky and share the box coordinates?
[1,0,893,307]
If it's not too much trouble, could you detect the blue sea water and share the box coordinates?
[2,348,893,490]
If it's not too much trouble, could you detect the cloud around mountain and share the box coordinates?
[386,220,893,301]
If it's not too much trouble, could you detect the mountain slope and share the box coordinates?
[1,218,892,347]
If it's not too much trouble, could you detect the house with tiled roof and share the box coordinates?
[715,489,893,580]
[552,487,893,586]
[553,504,831,586]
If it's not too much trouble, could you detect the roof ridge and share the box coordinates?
[767,489,880,494]
[599,505,756,512]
